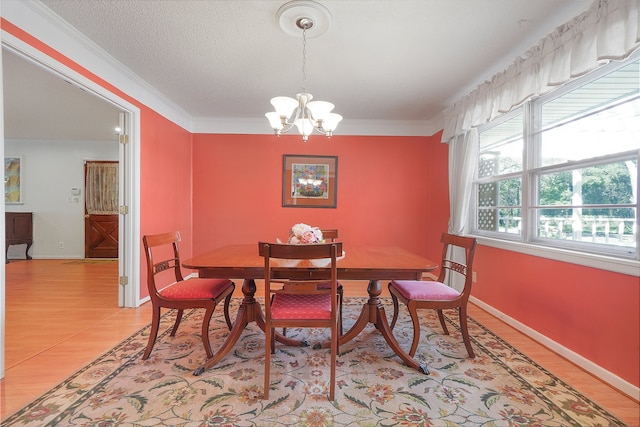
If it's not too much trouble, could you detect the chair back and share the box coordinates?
[320,229,339,242]
[259,241,342,281]
[259,241,343,315]
[142,231,185,299]
[437,233,477,299]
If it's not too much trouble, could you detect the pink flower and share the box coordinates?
[301,230,318,243]
[288,223,323,244]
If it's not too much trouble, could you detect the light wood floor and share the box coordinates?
[1,259,638,423]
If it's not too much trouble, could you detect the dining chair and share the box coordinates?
[142,231,235,360]
[320,228,339,242]
[259,241,343,400]
[282,228,344,337]
[388,233,477,358]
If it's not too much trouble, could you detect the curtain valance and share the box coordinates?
[442,0,640,142]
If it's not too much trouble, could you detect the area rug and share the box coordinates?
[3,298,623,426]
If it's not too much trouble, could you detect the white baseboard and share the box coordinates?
[470,296,640,401]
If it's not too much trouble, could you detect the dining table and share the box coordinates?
[183,244,438,376]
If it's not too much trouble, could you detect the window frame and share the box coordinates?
[470,55,640,275]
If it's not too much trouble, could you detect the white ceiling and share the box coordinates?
[3,0,593,141]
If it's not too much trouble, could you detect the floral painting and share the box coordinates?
[283,155,337,208]
[291,163,329,198]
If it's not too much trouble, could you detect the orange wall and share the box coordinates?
[190,133,448,262]
[473,246,639,387]
[138,108,194,299]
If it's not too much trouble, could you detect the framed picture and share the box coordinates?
[283,154,338,208]
[5,156,23,204]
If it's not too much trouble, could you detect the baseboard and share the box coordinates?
[470,296,640,401]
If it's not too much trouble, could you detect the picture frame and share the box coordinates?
[4,156,23,204]
[283,154,338,208]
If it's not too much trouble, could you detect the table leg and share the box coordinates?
[194,279,258,375]
[194,278,304,376]
[338,280,429,375]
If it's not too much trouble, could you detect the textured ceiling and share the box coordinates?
[3,0,592,141]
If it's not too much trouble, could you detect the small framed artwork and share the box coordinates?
[283,154,338,208]
[4,156,23,204]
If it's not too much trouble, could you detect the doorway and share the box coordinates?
[2,29,142,381]
[1,46,139,307]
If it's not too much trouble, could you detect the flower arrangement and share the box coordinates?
[288,223,323,244]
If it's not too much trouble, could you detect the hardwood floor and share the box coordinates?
[1,260,638,424]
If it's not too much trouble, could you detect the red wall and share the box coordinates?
[139,109,193,298]
[191,133,447,262]
[473,246,639,387]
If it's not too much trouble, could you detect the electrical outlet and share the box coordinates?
[59,242,64,249]
[472,271,477,283]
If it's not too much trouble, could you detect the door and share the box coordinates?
[84,161,119,258]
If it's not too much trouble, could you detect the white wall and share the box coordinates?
[5,140,118,259]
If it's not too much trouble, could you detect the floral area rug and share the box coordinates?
[4,298,623,426]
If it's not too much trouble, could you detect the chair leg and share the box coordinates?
[389,287,400,330]
[142,306,161,360]
[436,309,449,335]
[337,288,344,336]
[458,306,475,358]
[170,309,184,336]
[329,323,338,401]
[201,306,215,359]
[264,324,271,399]
[407,305,421,357]
[223,289,234,330]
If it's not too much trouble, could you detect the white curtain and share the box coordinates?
[448,128,478,235]
[443,129,477,291]
[442,0,640,142]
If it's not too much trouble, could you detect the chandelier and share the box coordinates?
[265,1,342,142]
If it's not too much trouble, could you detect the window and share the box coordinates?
[473,57,639,260]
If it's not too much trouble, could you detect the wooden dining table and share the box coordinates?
[183,244,438,376]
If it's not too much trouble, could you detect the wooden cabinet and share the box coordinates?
[6,212,33,263]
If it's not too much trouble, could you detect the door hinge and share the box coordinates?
[119,276,129,286]
[119,205,129,215]
[119,134,129,144]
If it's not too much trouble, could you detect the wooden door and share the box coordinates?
[84,161,118,258]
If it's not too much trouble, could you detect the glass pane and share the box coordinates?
[477,208,521,234]
[536,208,637,249]
[540,60,640,166]
[477,177,522,235]
[541,60,639,130]
[478,178,521,208]
[479,113,523,176]
[537,160,637,208]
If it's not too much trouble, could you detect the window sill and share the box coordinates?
[473,236,640,277]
